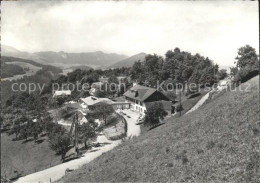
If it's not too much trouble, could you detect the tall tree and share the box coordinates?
[217,69,228,80]
[235,45,258,70]
[48,124,71,161]
[144,54,164,87]
[78,120,98,149]
[234,45,259,83]
[130,61,145,83]
[48,133,71,161]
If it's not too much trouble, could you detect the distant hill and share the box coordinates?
[34,51,127,67]
[1,45,127,68]
[1,45,32,58]
[108,52,147,69]
[1,56,63,76]
[68,65,92,71]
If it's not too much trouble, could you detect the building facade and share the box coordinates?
[123,84,171,114]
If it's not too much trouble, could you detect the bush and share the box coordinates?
[144,102,168,127]
[176,104,183,112]
[106,115,120,126]
[187,92,201,99]
[185,84,199,96]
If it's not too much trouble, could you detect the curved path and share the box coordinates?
[120,109,141,137]
[185,92,210,115]
[185,78,230,115]
[16,110,140,183]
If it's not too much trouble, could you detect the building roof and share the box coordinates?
[53,90,71,97]
[123,84,157,102]
[80,96,114,106]
[92,82,102,86]
[117,76,126,81]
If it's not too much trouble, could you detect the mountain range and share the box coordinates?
[1,45,230,71]
[1,45,131,69]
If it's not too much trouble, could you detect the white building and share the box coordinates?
[123,84,171,114]
[53,90,71,97]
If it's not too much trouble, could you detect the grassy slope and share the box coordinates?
[1,134,62,179]
[60,76,259,182]
[179,89,209,115]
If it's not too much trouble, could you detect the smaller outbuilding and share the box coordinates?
[53,90,71,97]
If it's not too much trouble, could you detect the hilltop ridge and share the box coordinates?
[108,52,147,69]
[1,45,127,68]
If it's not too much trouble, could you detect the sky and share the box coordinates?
[1,1,259,66]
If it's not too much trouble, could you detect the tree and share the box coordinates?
[9,124,21,140]
[20,125,32,141]
[107,74,119,96]
[95,88,107,98]
[230,67,239,77]
[108,74,119,85]
[55,95,68,107]
[48,132,71,161]
[9,115,28,140]
[144,54,164,87]
[117,78,131,96]
[93,102,114,125]
[236,45,258,70]
[47,123,71,161]
[81,72,99,86]
[234,45,259,83]
[78,120,98,149]
[31,122,43,141]
[130,61,145,83]
[217,69,228,80]
[143,102,168,127]
[176,104,183,112]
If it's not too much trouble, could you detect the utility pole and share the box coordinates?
[259,0,260,122]
[74,113,79,157]
[179,90,182,116]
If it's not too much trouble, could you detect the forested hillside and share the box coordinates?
[1,56,63,75]
[1,63,25,78]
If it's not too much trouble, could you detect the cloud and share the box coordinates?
[1,1,258,66]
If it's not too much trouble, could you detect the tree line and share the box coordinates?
[131,47,222,88]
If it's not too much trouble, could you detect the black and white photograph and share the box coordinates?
[1,1,259,182]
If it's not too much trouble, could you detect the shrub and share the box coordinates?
[143,102,168,127]
[176,104,183,112]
